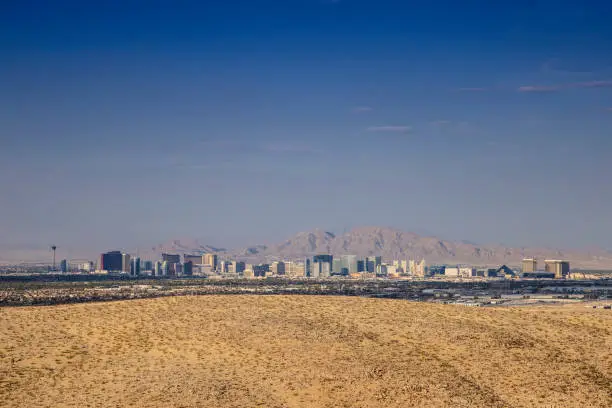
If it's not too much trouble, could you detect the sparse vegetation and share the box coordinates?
[0,296,610,407]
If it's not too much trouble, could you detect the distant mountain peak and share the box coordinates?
[219,227,612,269]
[151,239,226,255]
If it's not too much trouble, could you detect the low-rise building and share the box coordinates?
[459,267,475,278]
[445,267,459,277]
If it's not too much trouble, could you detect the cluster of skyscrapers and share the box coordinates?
[97,251,210,277]
[57,251,570,280]
[91,251,428,278]
[304,255,426,278]
[521,258,571,279]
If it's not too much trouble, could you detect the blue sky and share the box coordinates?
[1,0,612,251]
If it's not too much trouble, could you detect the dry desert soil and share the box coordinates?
[1,295,611,408]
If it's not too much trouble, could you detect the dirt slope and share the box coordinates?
[1,296,610,407]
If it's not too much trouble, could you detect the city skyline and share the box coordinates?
[2,226,611,271]
[51,247,572,280]
[2,1,612,251]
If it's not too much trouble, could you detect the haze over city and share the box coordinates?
[2,0,612,253]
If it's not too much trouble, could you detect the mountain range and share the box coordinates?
[2,227,611,269]
[143,227,612,270]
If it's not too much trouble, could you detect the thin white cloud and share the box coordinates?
[575,80,612,88]
[185,164,213,170]
[518,85,559,93]
[198,140,244,148]
[540,58,593,76]
[457,87,487,92]
[367,126,411,133]
[430,120,450,126]
[518,80,612,92]
[264,143,323,154]
[429,120,478,136]
[353,106,373,113]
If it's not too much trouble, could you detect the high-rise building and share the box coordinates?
[311,261,320,278]
[162,253,181,264]
[218,261,229,274]
[154,261,162,277]
[143,261,153,271]
[283,262,303,277]
[174,263,183,276]
[416,259,427,277]
[522,258,537,273]
[544,260,570,279]
[311,261,331,278]
[332,259,343,274]
[365,256,382,273]
[234,261,246,274]
[161,261,169,276]
[304,258,311,277]
[271,261,285,275]
[184,261,193,276]
[130,257,141,276]
[184,255,203,265]
[253,264,269,277]
[357,260,365,272]
[409,260,416,275]
[203,254,218,270]
[294,262,305,277]
[122,253,131,273]
[341,255,358,275]
[377,264,387,275]
[313,254,333,265]
[100,251,123,272]
[59,259,68,273]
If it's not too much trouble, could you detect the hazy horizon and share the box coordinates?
[2,1,612,251]
[2,225,611,260]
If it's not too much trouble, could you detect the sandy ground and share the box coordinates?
[0,296,610,408]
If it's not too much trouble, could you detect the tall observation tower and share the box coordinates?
[51,245,57,271]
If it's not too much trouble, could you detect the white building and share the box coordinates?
[409,260,417,275]
[311,261,331,278]
[459,267,476,278]
[415,259,426,277]
[445,267,459,277]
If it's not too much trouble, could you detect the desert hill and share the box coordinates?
[1,296,610,407]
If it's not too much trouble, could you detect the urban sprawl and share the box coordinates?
[56,252,572,280]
